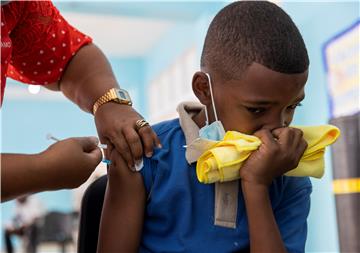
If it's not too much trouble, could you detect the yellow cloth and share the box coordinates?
[196,125,340,184]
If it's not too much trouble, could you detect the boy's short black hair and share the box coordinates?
[201,1,309,80]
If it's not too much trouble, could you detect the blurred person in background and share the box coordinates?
[1,1,160,201]
[3,195,45,253]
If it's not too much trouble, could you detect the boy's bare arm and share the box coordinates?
[97,148,146,253]
[240,127,308,252]
[242,182,286,253]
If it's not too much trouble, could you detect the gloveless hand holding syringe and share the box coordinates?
[46,133,111,165]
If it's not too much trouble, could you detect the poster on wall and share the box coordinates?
[323,20,359,118]
[323,20,360,253]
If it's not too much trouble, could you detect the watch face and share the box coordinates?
[116,89,130,100]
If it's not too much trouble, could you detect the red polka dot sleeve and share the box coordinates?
[7,1,92,85]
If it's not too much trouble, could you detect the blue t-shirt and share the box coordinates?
[140,119,312,253]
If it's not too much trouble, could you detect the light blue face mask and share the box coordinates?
[198,73,226,141]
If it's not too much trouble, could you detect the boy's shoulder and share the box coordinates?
[141,118,187,192]
[151,118,182,137]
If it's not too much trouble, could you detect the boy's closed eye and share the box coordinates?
[245,102,303,116]
[287,102,303,110]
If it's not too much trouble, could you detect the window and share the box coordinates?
[148,47,198,123]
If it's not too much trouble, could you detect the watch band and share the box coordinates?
[92,88,132,115]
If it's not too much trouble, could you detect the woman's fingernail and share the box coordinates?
[135,159,144,171]
[157,144,162,148]
[146,152,153,158]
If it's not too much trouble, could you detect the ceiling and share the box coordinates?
[55,2,227,22]
[55,1,228,57]
[61,12,175,57]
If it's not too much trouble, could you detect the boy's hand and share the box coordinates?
[42,137,102,189]
[239,127,307,186]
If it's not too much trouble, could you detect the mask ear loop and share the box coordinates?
[204,73,219,122]
[204,106,209,126]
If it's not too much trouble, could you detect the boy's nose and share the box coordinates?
[262,118,287,131]
[262,124,284,132]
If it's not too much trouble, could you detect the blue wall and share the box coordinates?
[109,57,145,114]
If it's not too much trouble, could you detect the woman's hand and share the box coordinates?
[42,136,102,189]
[1,136,102,202]
[94,102,161,171]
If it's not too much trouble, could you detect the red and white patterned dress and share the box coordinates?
[1,1,92,104]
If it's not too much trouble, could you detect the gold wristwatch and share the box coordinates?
[93,88,132,115]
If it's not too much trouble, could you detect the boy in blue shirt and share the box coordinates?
[98,1,311,252]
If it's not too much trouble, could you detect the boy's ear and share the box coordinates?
[192,71,211,106]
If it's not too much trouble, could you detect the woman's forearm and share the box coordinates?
[1,153,49,202]
[241,181,287,253]
[59,43,119,113]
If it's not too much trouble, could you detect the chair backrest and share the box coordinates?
[77,175,108,253]
[37,211,73,243]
